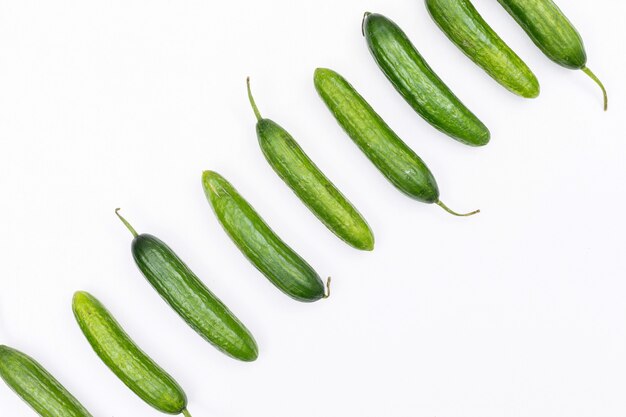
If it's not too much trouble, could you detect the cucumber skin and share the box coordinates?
[314,68,439,204]
[257,119,375,251]
[426,0,540,98]
[363,12,490,147]
[497,0,586,69]
[0,345,93,417]
[202,170,326,302]
[131,234,258,361]
[72,291,187,415]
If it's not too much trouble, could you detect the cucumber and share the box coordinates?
[0,345,93,417]
[202,170,329,302]
[246,77,375,251]
[425,0,540,98]
[498,0,607,110]
[72,291,191,416]
[362,12,490,147]
[115,209,258,362]
[314,67,479,217]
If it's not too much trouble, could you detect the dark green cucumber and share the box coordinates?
[425,0,540,98]
[0,345,93,417]
[498,0,607,110]
[362,12,490,146]
[115,209,258,362]
[202,170,329,302]
[72,291,191,416]
[246,78,375,251]
[314,67,479,217]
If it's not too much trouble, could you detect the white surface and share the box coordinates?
[0,0,625,416]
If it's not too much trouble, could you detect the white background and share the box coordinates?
[0,0,625,416]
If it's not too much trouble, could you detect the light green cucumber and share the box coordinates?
[425,0,540,98]
[247,77,375,251]
[0,345,93,417]
[314,67,479,217]
[202,170,329,302]
[72,291,192,416]
[498,0,607,109]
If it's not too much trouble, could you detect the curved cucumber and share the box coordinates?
[0,345,93,417]
[202,170,328,302]
[425,0,540,98]
[246,78,375,251]
[72,291,190,416]
[115,210,258,362]
[498,0,607,110]
[314,68,478,217]
[362,12,490,146]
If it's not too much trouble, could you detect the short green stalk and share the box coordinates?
[324,277,332,299]
[581,66,608,111]
[246,77,263,121]
[115,208,138,237]
[436,201,480,217]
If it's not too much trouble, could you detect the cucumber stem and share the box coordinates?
[362,12,371,37]
[323,277,331,299]
[436,201,480,217]
[181,409,193,417]
[115,208,138,237]
[581,66,608,111]
[246,77,262,121]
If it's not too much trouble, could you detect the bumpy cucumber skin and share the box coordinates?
[0,345,93,417]
[497,0,586,69]
[257,119,375,251]
[202,170,326,302]
[131,235,258,361]
[314,68,439,203]
[363,12,490,147]
[72,292,187,414]
[425,0,540,98]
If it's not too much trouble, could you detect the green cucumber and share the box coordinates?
[72,291,191,416]
[115,209,258,362]
[202,170,329,302]
[314,67,479,217]
[0,345,93,417]
[246,77,375,251]
[362,12,490,147]
[498,0,607,110]
[425,0,540,98]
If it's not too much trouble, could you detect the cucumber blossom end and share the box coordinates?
[362,12,372,36]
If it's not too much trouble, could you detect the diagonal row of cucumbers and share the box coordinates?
[0,1,607,416]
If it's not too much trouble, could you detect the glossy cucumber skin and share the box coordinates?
[363,12,490,147]
[314,68,439,203]
[131,234,258,361]
[257,119,375,251]
[72,292,187,414]
[497,0,586,69]
[202,170,326,302]
[0,345,93,417]
[425,0,540,98]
